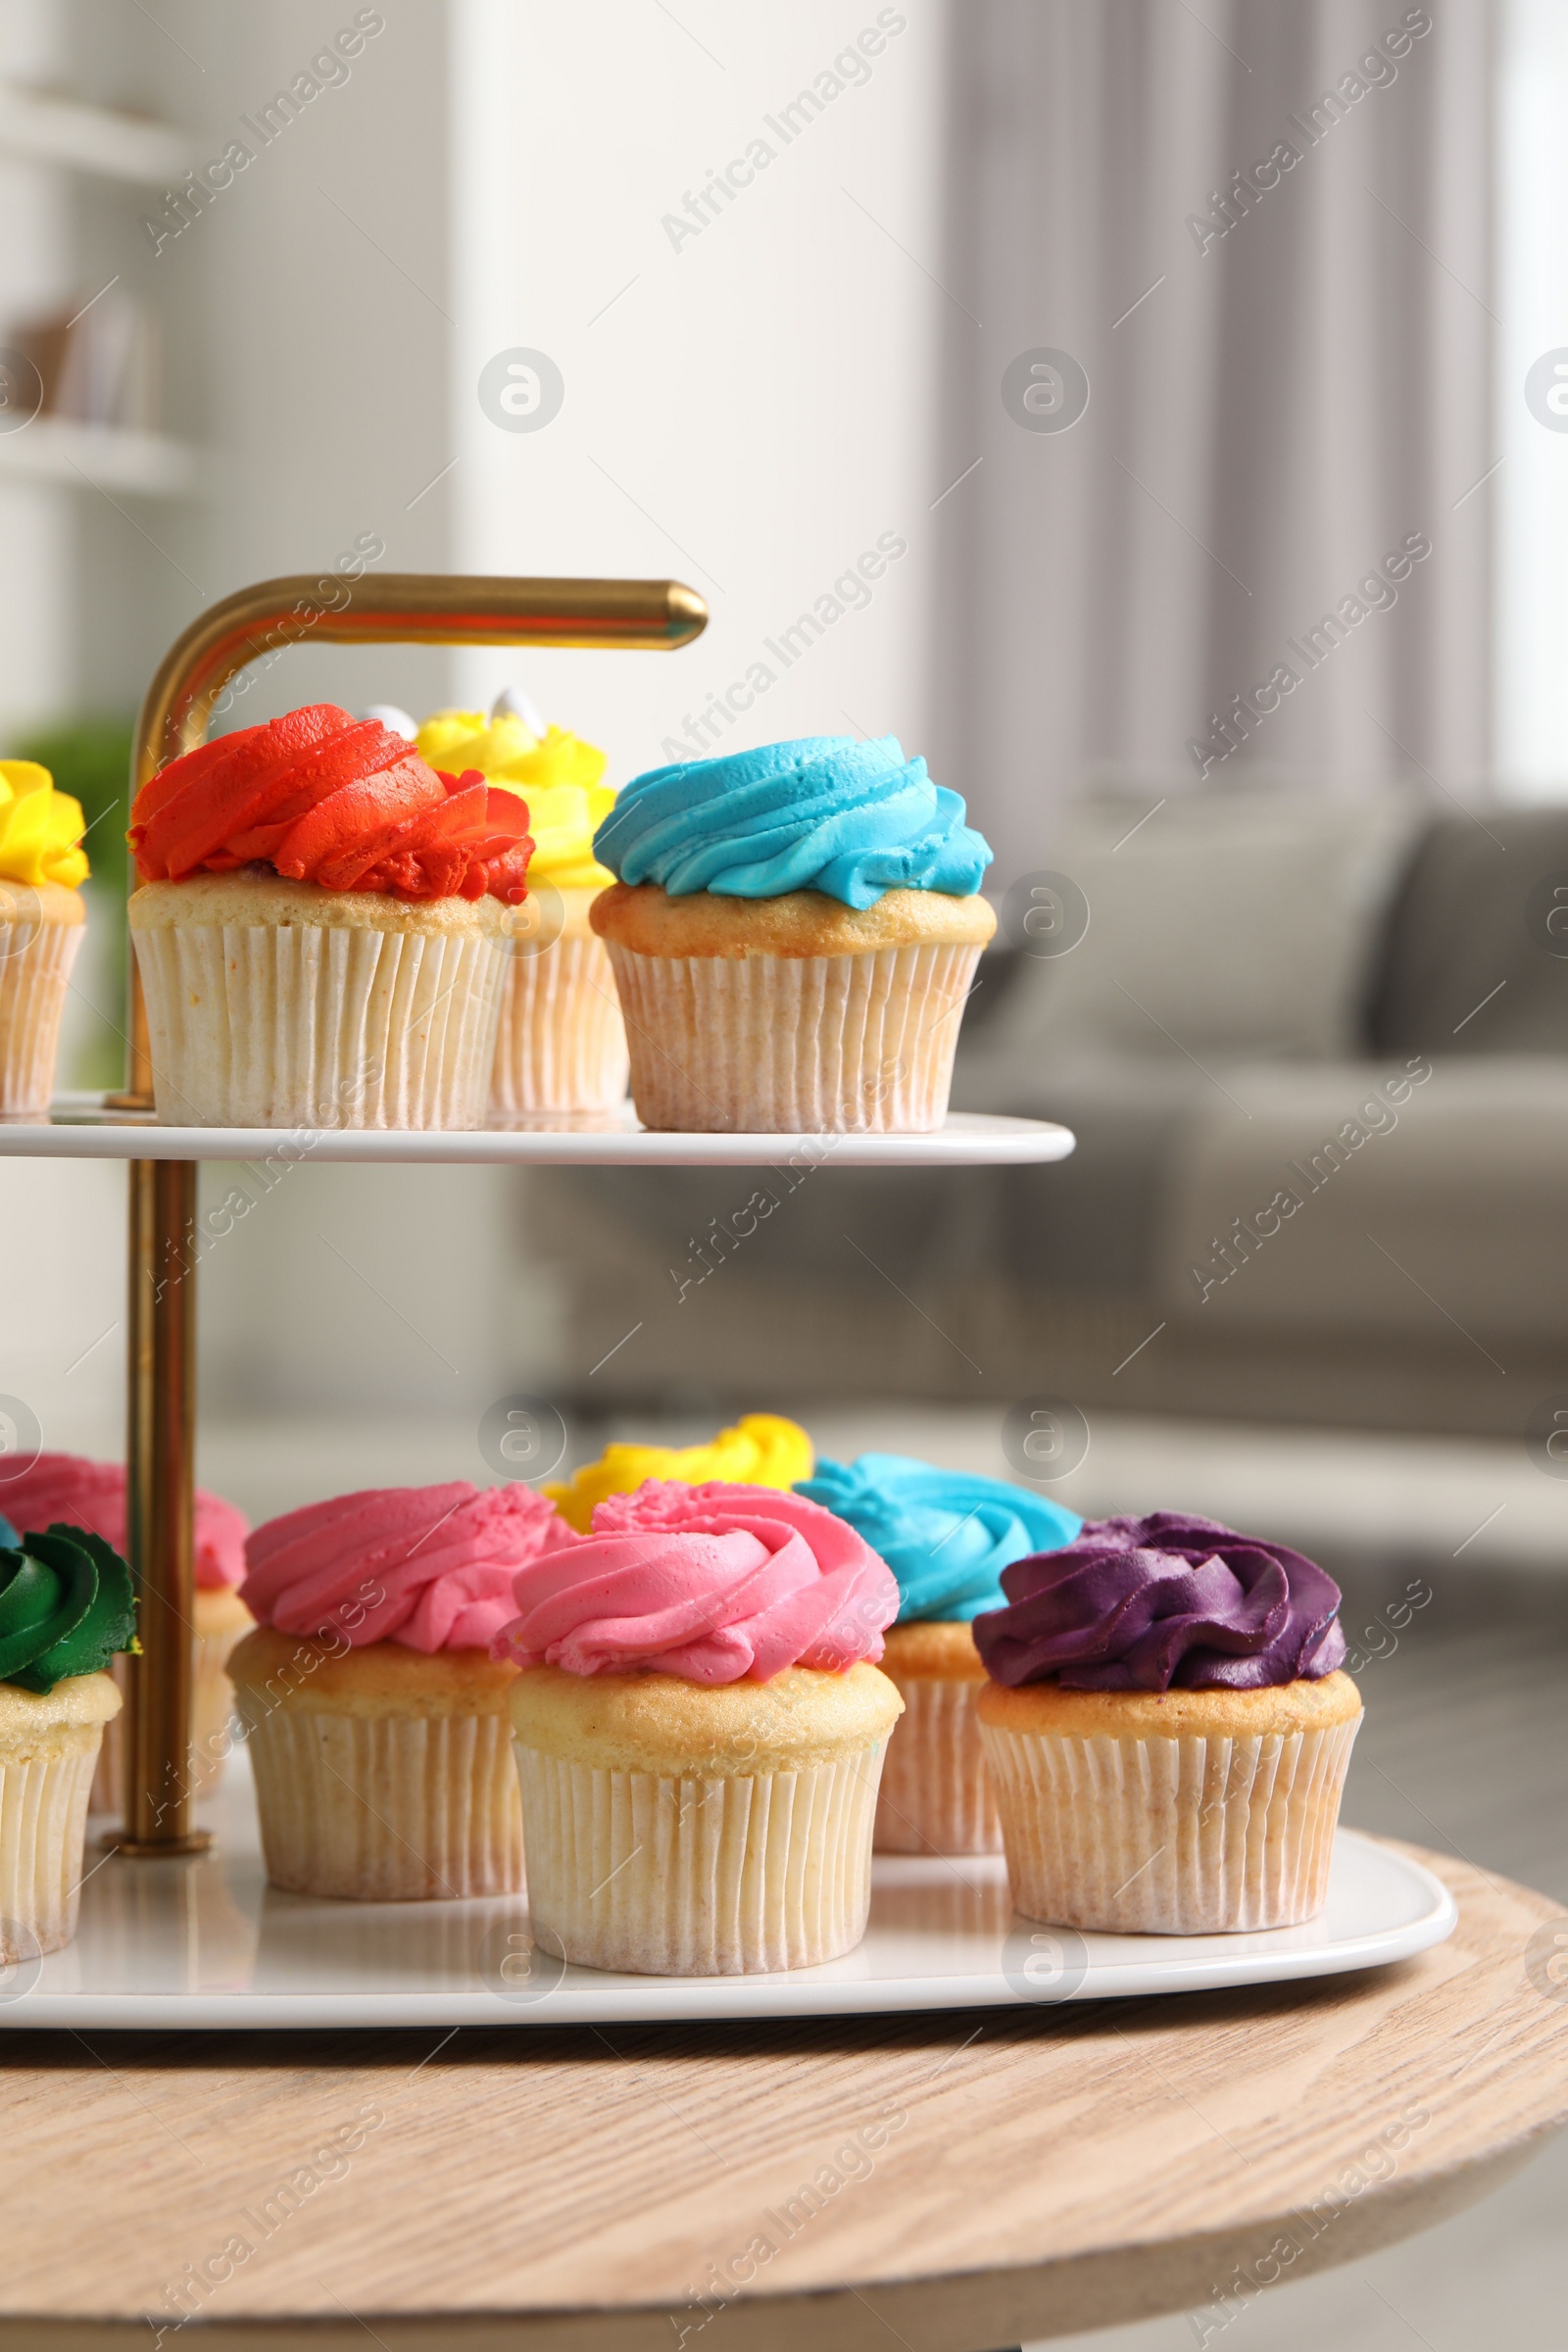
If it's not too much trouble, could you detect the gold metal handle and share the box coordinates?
[116,572,706,1855]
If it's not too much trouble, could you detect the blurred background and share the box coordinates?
[3,4,1568,2338]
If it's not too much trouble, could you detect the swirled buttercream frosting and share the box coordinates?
[129,705,534,903]
[545,1414,813,1536]
[0,760,88,890]
[797,1453,1081,1624]
[1,1454,248,1592]
[242,1483,579,1652]
[592,735,992,909]
[972,1511,1348,1692]
[492,1479,899,1682]
[0,1525,136,1693]
[416,708,613,890]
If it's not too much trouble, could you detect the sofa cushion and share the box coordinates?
[974,790,1424,1069]
[1367,807,1568,1054]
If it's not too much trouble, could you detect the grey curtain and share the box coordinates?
[931,0,1495,879]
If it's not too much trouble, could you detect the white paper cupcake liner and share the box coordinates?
[875,1675,1001,1856]
[132,917,508,1128]
[236,1698,523,1901]
[513,1740,888,1974]
[0,917,82,1115]
[491,932,628,1116]
[0,1726,103,1960]
[90,1607,251,1818]
[604,939,982,1132]
[980,1717,1360,1934]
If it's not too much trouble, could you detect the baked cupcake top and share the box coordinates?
[129,705,534,903]
[592,735,992,909]
[0,1523,136,1693]
[242,1482,578,1651]
[492,1478,899,1682]
[416,708,613,891]
[0,759,88,890]
[1,1453,248,1591]
[797,1452,1081,1623]
[972,1510,1347,1692]
[545,1413,813,1535]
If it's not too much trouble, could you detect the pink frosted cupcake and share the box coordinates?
[229,1481,577,1899]
[493,1480,903,1974]
[1,1452,250,1810]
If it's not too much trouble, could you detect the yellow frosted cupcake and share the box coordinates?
[416,700,627,1119]
[544,1411,812,1534]
[973,1512,1362,1934]
[591,736,995,1132]
[0,1524,135,1960]
[494,1482,902,1974]
[0,760,88,1117]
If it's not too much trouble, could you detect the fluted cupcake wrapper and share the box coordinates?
[980,1717,1361,1935]
[236,1698,524,1901]
[490,932,628,1117]
[0,918,82,1116]
[0,1726,103,1961]
[874,1675,1002,1856]
[91,1608,251,1818]
[514,1741,887,1974]
[133,918,508,1129]
[604,940,982,1133]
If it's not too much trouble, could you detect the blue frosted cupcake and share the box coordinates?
[590,736,995,1132]
[798,1453,1079,1854]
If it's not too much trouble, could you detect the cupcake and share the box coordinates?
[126,705,533,1128]
[494,1480,902,1974]
[545,1412,813,1534]
[230,1481,578,1900]
[0,1523,135,1960]
[973,1512,1362,1934]
[0,759,88,1117]
[797,1454,1080,1855]
[0,1453,250,1811]
[416,700,627,1119]
[590,737,995,1132]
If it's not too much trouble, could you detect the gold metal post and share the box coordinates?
[116,572,707,1854]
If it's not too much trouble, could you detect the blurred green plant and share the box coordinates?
[12,715,134,1092]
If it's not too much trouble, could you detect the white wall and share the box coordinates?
[447,0,945,783]
[1495,0,1568,795]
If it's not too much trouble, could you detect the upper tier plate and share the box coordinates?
[0,1101,1074,1169]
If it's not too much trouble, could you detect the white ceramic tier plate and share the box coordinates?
[0,1100,1073,1168]
[0,1750,1455,2029]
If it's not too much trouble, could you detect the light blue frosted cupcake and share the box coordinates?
[797,1453,1080,1854]
[590,736,996,1132]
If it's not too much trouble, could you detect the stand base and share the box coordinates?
[100,1830,214,1859]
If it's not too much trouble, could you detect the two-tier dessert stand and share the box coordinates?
[0,575,1447,2026]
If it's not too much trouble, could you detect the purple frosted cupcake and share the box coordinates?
[973,1512,1362,1934]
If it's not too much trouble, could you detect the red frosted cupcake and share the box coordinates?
[127,705,534,1128]
[1,1452,250,1810]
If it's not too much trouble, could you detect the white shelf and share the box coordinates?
[0,416,198,496]
[0,1748,1457,2030]
[0,1102,1075,1170]
[0,84,186,185]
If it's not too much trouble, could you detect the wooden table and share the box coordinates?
[5,1838,1566,2350]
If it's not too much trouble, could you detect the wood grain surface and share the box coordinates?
[3,1838,1566,2351]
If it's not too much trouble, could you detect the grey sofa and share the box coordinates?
[530,790,1568,1439]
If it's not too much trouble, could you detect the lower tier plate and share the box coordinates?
[1,1751,1456,2030]
[0,1102,1075,1168]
